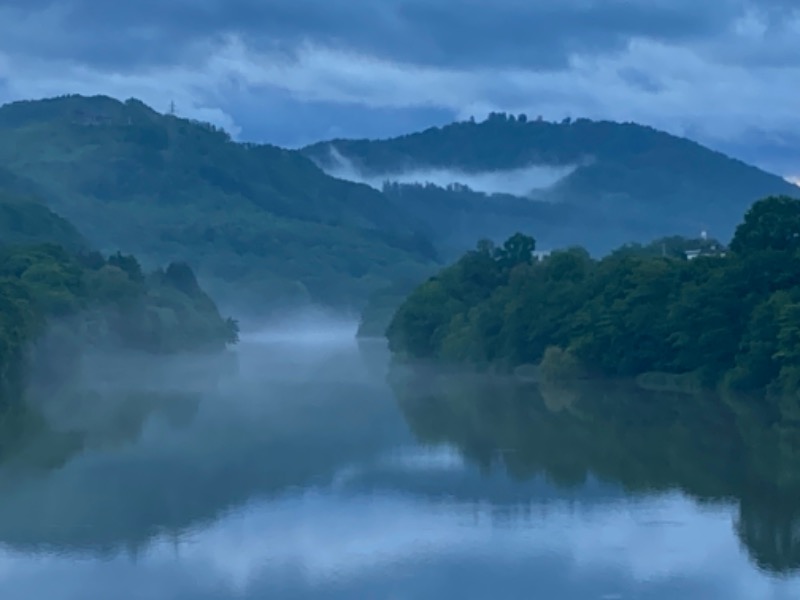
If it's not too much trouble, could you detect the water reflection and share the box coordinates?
[389,364,800,576]
[0,341,403,556]
[0,341,796,598]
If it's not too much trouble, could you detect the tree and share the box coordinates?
[494,233,536,268]
[385,195,800,398]
[731,196,800,255]
[164,261,201,296]
[108,252,144,283]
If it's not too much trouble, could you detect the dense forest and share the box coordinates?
[306,113,798,253]
[387,194,800,399]
[0,242,238,405]
[391,366,800,574]
[0,167,87,251]
[0,95,437,309]
[0,164,239,408]
[4,97,797,312]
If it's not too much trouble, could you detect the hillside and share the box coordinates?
[0,95,437,310]
[304,113,799,254]
[0,168,86,251]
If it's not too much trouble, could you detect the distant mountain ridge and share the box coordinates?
[0,95,437,309]
[2,97,796,314]
[303,112,798,255]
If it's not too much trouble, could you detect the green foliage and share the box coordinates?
[730,195,800,255]
[356,278,428,338]
[610,235,724,259]
[0,95,438,309]
[387,195,800,397]
[0,170,86,251]
[305,114,799,253]
[0,242,237,403]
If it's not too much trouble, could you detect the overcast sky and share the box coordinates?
[0,0,797,178]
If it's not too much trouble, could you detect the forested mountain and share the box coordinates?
[5,95,796,320]
[0,173,238,403]
[0,167,86,251]
[0,95,437,309]
[304,113,799,256]
[387,195,800,401]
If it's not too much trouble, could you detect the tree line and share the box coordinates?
[0,242,238,404]
[387,195,800,400]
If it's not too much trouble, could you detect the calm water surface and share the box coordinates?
[0,332,799,599]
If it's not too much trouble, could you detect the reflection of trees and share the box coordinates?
[0,353,403,556]
[0,383,203,474]
[737,494,800,574]
[0,404,83,473]
[390,364,800,575]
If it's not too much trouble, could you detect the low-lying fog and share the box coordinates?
[320,148,577,197]
[2,313,798,598]
[237,307,359,346]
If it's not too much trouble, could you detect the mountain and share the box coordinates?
[0,95,437,310]
[303,112,799,255]
[0,167,86,251]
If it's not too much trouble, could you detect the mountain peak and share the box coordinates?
[302,115,798,253]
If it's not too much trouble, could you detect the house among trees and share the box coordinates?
[684,230,727,260]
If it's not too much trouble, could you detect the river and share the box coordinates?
[0,330,798,599]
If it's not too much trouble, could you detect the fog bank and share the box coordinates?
[320,148,576,197]
[237,306,359,346]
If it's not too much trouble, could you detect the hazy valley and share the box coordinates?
[0,92,799,598]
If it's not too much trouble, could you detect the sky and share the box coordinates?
[0,0,797,179]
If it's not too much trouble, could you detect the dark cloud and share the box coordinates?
[0,0,798,177]
[0,0,792,70]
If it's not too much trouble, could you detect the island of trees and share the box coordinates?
[387,195,800,399]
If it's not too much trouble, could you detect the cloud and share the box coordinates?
[0,1,753,70]
[321,146,578,196]
[6,33,795,143]
[0,1,798,174]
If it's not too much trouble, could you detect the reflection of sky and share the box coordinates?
[0,487,797,600]
[1,338,799,599]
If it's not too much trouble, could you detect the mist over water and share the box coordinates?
[0,326,797,599]
[319,147,577,197]
[237,308,359,346]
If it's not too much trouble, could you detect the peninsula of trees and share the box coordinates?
[387,195,800,397]
[0,186,239,404]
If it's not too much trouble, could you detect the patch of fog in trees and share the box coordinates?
[320,147,578,198]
